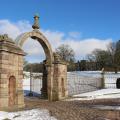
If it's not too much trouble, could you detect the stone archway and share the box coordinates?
[15,15,68,102]
[16,30,54,64]
[16,30,54,101]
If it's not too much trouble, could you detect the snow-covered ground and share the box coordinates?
[23,72,42,96]
[71,89,120,100]
[67,72,102,95]
[0,109,57,120]
[23,71,120,96]
[67,71,120,95]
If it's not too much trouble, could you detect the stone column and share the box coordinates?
[47,64,54,101]
[0,34,25,110]
[52,53,68,101]
[41,60,48,98]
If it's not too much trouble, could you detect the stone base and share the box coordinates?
[0,103,25,111]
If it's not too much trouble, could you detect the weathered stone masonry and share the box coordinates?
[0,34,25,110]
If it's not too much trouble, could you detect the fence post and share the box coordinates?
[101,68,105,89]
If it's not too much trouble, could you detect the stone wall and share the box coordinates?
[0,34,25,110]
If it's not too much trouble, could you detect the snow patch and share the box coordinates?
[71,89,120,100]
[0,109,57,120]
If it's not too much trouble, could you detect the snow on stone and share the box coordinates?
[0,109,57,120]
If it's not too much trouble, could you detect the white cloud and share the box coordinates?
[0,19,112,62]
[41,30,111,59]
[0,20,20,38]
[63,38,111,59]
[0,20,32,39]
[23,39,44,56]
[41,30,64,49]
[68,31,81,39]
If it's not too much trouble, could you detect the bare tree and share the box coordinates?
[87,40,120,73]
[87,49,110,70]
[107,41,120,73]
[56,44,75,62]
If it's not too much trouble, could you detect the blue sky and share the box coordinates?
[0,0,120,40]
[0,0,120,62]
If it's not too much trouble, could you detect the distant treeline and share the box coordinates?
[24,63,43,73]
[24,40,120,73]
[23,60,120,73]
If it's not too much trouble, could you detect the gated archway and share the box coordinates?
[15,15,68,101]
[16,31,54,100]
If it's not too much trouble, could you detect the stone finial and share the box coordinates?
[0,34,8,40]
[54,52,61,62]
[32,14,40,30]
[53,52,67,65]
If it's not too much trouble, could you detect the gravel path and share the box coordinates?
[22,97,120,120]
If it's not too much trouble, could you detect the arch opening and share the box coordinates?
[16,31,54,64]
[16,31,54,99]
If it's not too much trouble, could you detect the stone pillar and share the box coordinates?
[52,53,68,101]
[47,64,54,101]
[0,34,25,110]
